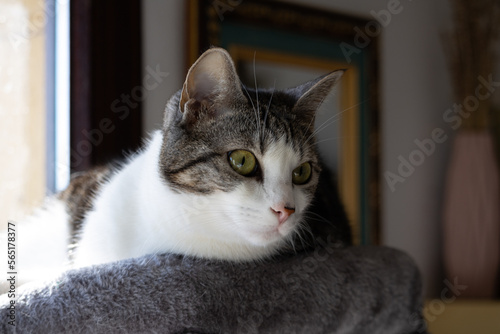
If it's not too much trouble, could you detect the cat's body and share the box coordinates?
[3,48,350,284]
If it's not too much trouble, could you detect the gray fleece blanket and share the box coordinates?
[0,246,427,334]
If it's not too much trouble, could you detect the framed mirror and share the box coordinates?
[187,0,380,245]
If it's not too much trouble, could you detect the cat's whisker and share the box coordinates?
[296,230,311,251]
[180,206,263,217]
[139,210,242,247]
[307,112,343,140]
[303,211,335,225]
[290,227,303,251]
[298,93,334,146]
[301,216,329,225]
[288,222,311,252]
[165,213,260,235]
[314,136,351,146]
[261,79,276,144]
[253,51,261,140]
[301,99,368,149]
[240,81,260,135]
[288,234,298,254]
[297,220,315,242]
[301,114,317,146]
[301,113,343,148]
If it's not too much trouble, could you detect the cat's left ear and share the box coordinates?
[179,48,246,126]
[290,69,345,121]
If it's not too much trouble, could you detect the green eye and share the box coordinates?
[292,162,312,185]
[228,150,257,176]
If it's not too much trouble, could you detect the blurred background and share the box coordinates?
[1,0,499,332]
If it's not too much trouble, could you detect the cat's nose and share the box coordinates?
[271,205,295,225]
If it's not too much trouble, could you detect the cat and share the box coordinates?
[3,47,350,285]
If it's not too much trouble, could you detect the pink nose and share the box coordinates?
[271,205,295,225]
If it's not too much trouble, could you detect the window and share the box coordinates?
[0,0,143,230]
[0,0,48,229]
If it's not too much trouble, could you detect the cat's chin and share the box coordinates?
[242,222,296,248]
[245,230,282,247]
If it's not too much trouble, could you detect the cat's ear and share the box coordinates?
[290,69,345,121]
[179,48,245,125]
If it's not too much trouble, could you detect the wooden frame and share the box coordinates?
[186,0,380,245]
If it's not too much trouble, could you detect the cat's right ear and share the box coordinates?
[289,70,345,123]
[179,48,246,126]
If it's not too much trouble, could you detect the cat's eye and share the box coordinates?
[292,162,312,185]
[228,150,258,176]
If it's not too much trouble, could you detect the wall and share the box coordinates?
[142,0,185,133]
[142,0,454,296]
[0,0,47,230]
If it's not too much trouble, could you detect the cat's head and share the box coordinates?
[159,48,343,260]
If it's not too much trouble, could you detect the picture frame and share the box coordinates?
[186,0,380,245]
